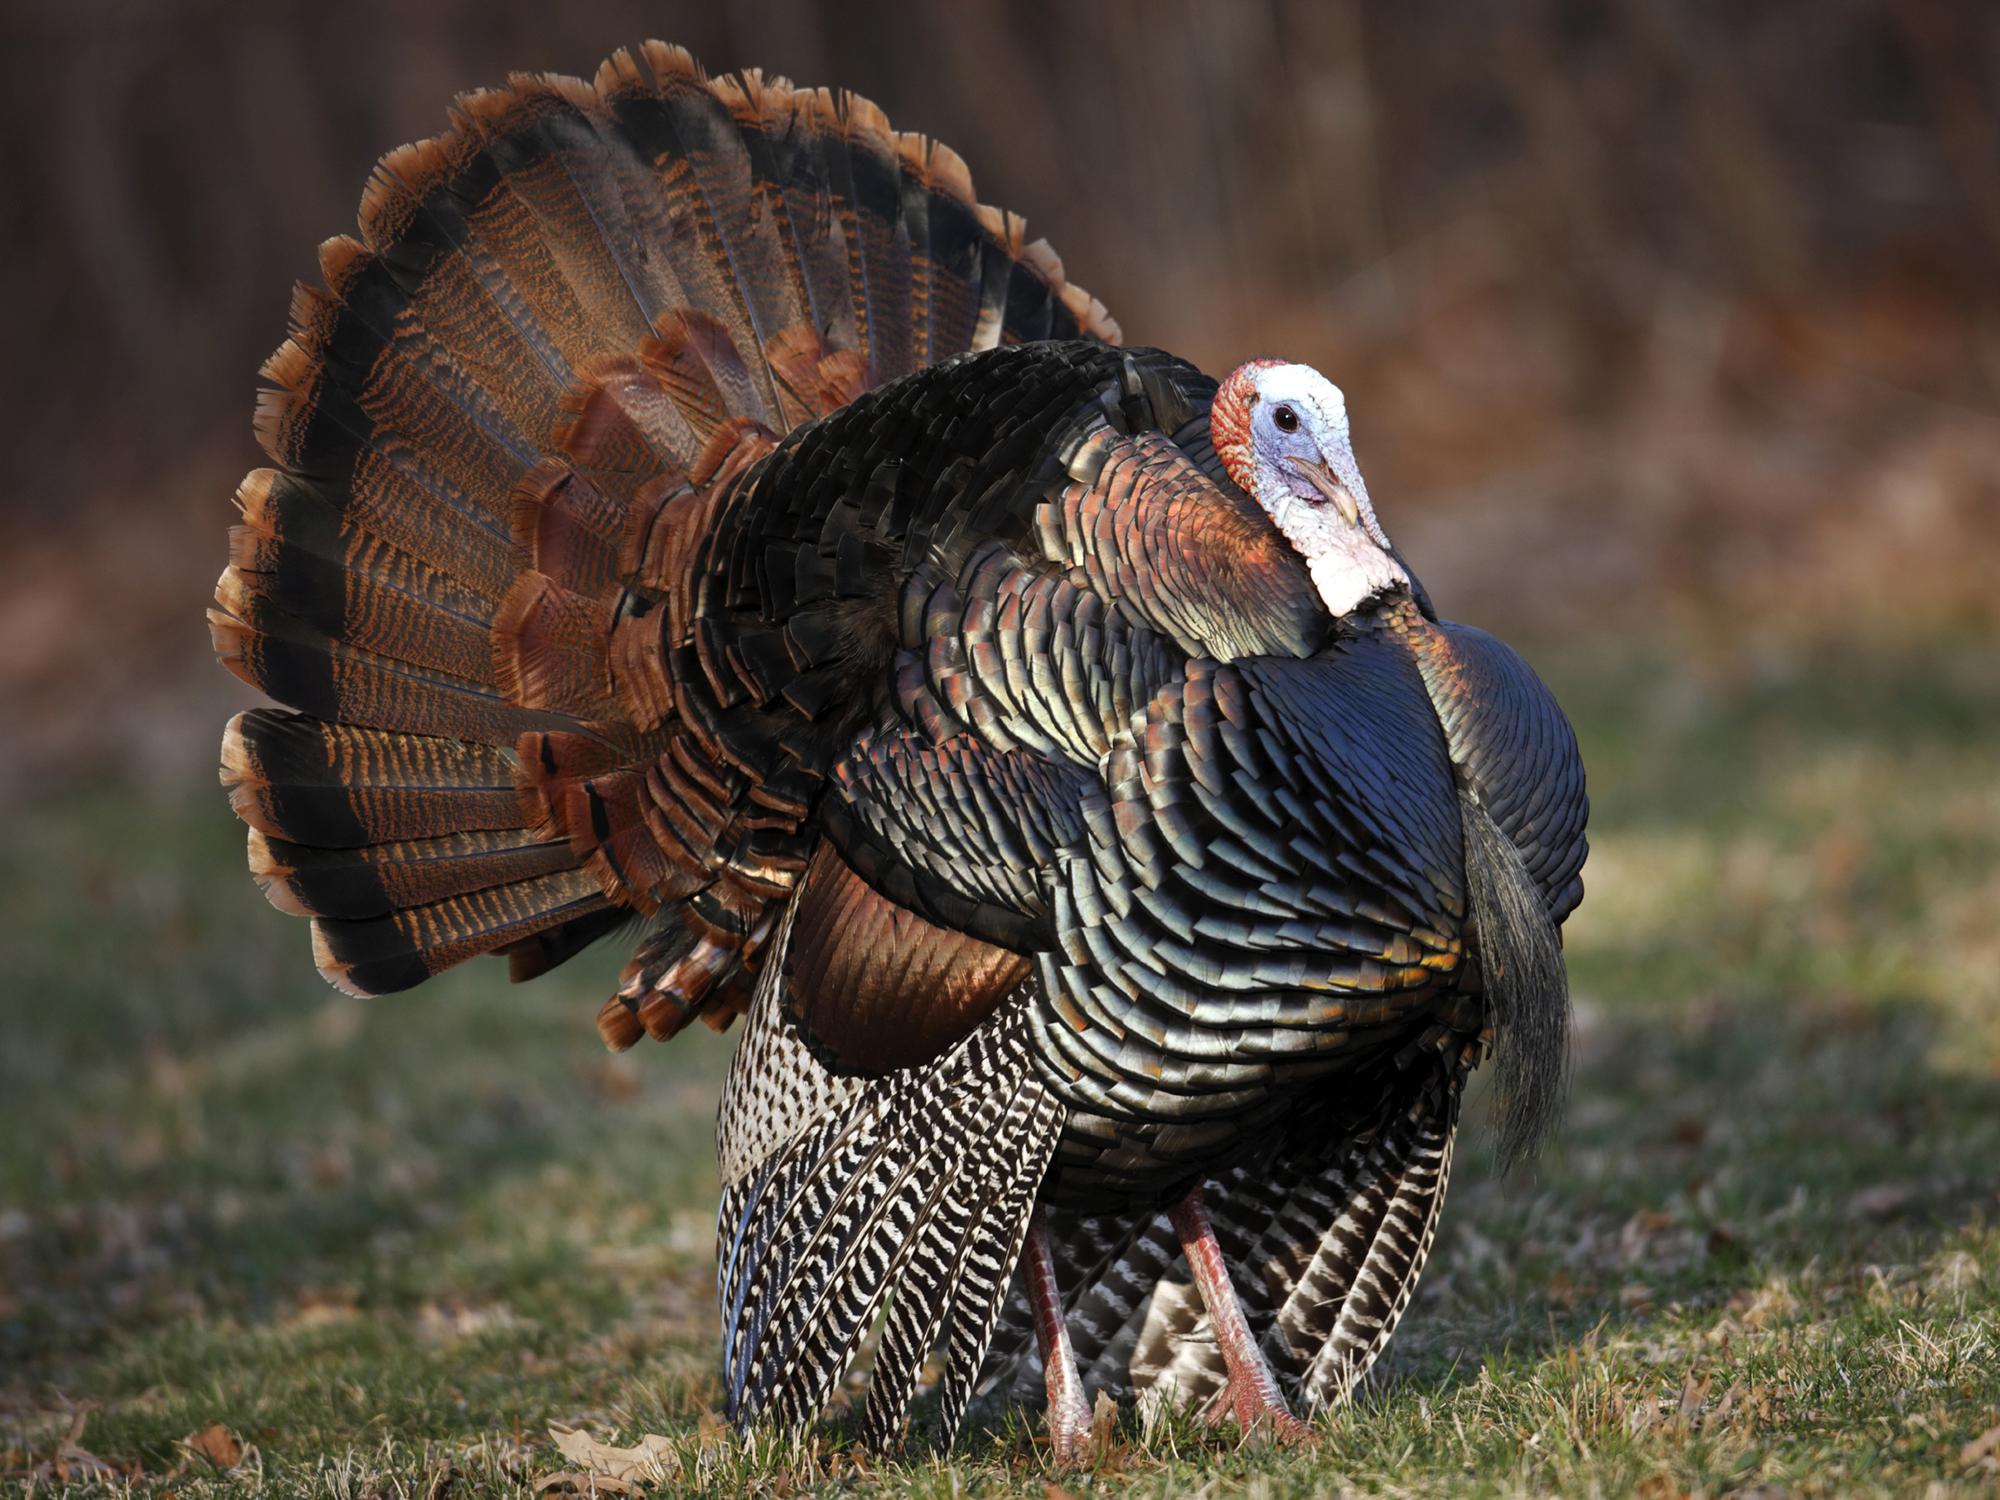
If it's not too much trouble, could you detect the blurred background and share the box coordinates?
[2,0,1996,794]
[3,3,1997,1492]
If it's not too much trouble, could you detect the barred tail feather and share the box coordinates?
[1294,1094,1456,1408]
[718,991,1063,1448]
[219,707,605,995]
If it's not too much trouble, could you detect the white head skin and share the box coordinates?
[1211,360,1409,617]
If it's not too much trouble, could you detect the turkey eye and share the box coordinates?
[1273,405,1299,433]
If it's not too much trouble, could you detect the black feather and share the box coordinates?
[1460,788,1570,1167]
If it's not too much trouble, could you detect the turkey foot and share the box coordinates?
[1024,1204,1094,1465]
[1169,1188,1315,1445]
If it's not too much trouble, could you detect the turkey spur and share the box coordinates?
[211,43,1587,1460]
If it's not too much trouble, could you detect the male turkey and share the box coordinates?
[212,43,1586,1459]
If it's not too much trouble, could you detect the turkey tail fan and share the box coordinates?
[716,956,1065,1450]
[218,707,616,995]
[214,41,1118,1013]
[1460,789,1571,1167]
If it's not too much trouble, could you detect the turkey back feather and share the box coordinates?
[214,42,1117,1015]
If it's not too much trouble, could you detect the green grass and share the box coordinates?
[4,637,1998,1496]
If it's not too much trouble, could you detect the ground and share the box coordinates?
[4,635,1997,1498]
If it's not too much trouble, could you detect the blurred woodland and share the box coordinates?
[1,0,1997,799]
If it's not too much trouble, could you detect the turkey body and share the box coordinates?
[212,42,1586,1453]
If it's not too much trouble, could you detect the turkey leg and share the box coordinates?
[1168,1187,1314,1443]
[1024,1203,1093,1464]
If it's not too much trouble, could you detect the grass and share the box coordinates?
[3,634,1997,1497]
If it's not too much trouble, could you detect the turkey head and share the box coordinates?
[1211,359,1411,617]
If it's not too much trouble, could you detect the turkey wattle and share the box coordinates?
[211,42,1587,1459]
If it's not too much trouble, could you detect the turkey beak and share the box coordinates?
[1282,454,1364,527]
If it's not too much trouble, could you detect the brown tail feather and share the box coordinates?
[248,827,575,921]
[218,39,1118,1029]
[221,711,525,846]
[310,867,614,996]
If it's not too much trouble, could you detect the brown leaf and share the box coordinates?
[183,1423,243,1469]
[52,1445,123,1485]
[1618,1208,1677,1262]
[1963,1418,2000,1466]
[581,1058,641,1102]
[542,1425,679,1492]
[50,1405,126,1485]
[1667,1116,1708,1147]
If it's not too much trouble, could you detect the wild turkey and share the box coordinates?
[212,42,1586,1458]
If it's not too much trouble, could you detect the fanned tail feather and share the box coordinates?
[216,41,1117,1021]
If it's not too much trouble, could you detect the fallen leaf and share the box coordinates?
[581,1058,641,1102]
[1963,1418,2000,1466]
[1620,1208,1676,1258]
[694,1406,729,1441]
[49,1406,127,1485]
[284,1286,360,1330]
[183,1423,243,1468]
[542,1425,679,1492]
[53,1445,124,1485]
